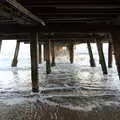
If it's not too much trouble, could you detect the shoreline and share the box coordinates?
[0,100,120,120]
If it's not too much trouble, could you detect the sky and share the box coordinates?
[0,40,30,58]
[0,40,109,58]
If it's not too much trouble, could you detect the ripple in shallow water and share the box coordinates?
[0,45,119,111]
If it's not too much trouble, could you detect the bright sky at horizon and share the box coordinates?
[0,40,108,59]
[0,40,30,58]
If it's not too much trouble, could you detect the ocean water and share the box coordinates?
[0,40,120,113]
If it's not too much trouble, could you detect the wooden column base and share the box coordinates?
[12,59,18,67]
[46,60,51,74]
[51,59,56,66]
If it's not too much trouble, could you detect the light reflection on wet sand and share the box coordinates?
[0,100,120,120]
[0,63,120,120]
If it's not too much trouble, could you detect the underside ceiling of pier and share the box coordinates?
[0,0,120,41]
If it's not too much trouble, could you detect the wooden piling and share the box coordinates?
[99,43,103,64]
[51,42,56,66]
[39,44,42,64]
[96,40,108,74]
[46,40,51,74]
[111,32,120,79]
[108,41,113,68]
[0,40,2,52]
[30,32,39,92]
[68,43,74,64]
[87,42,96,67]
[11,41,20,67]
[44,44,47,61]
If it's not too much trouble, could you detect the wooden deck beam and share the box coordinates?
[0,24,120,34]
[5,0,45,25]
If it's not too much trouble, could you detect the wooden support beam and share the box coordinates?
[48,23,120,33]
[11,41,20,67]
[51,42,56,66]
[87,42,96,67]
[0,24,45,34]
[96,40,108,74]
[39,44,42,64]
[6,0,45,26]
[0,24,119,34]
[108,41,113,68]
[68,43,74,64]
[0,40,2,52]
[111,32,120,79]
[46,40,51,74]
[30,32,39,92]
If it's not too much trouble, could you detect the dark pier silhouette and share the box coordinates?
[0,0,119,93]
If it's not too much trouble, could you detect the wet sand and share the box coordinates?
[0,43,120,120]
[0,100,120,120]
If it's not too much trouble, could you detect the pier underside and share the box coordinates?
[1,1,120,118]
[0,0,120,92]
